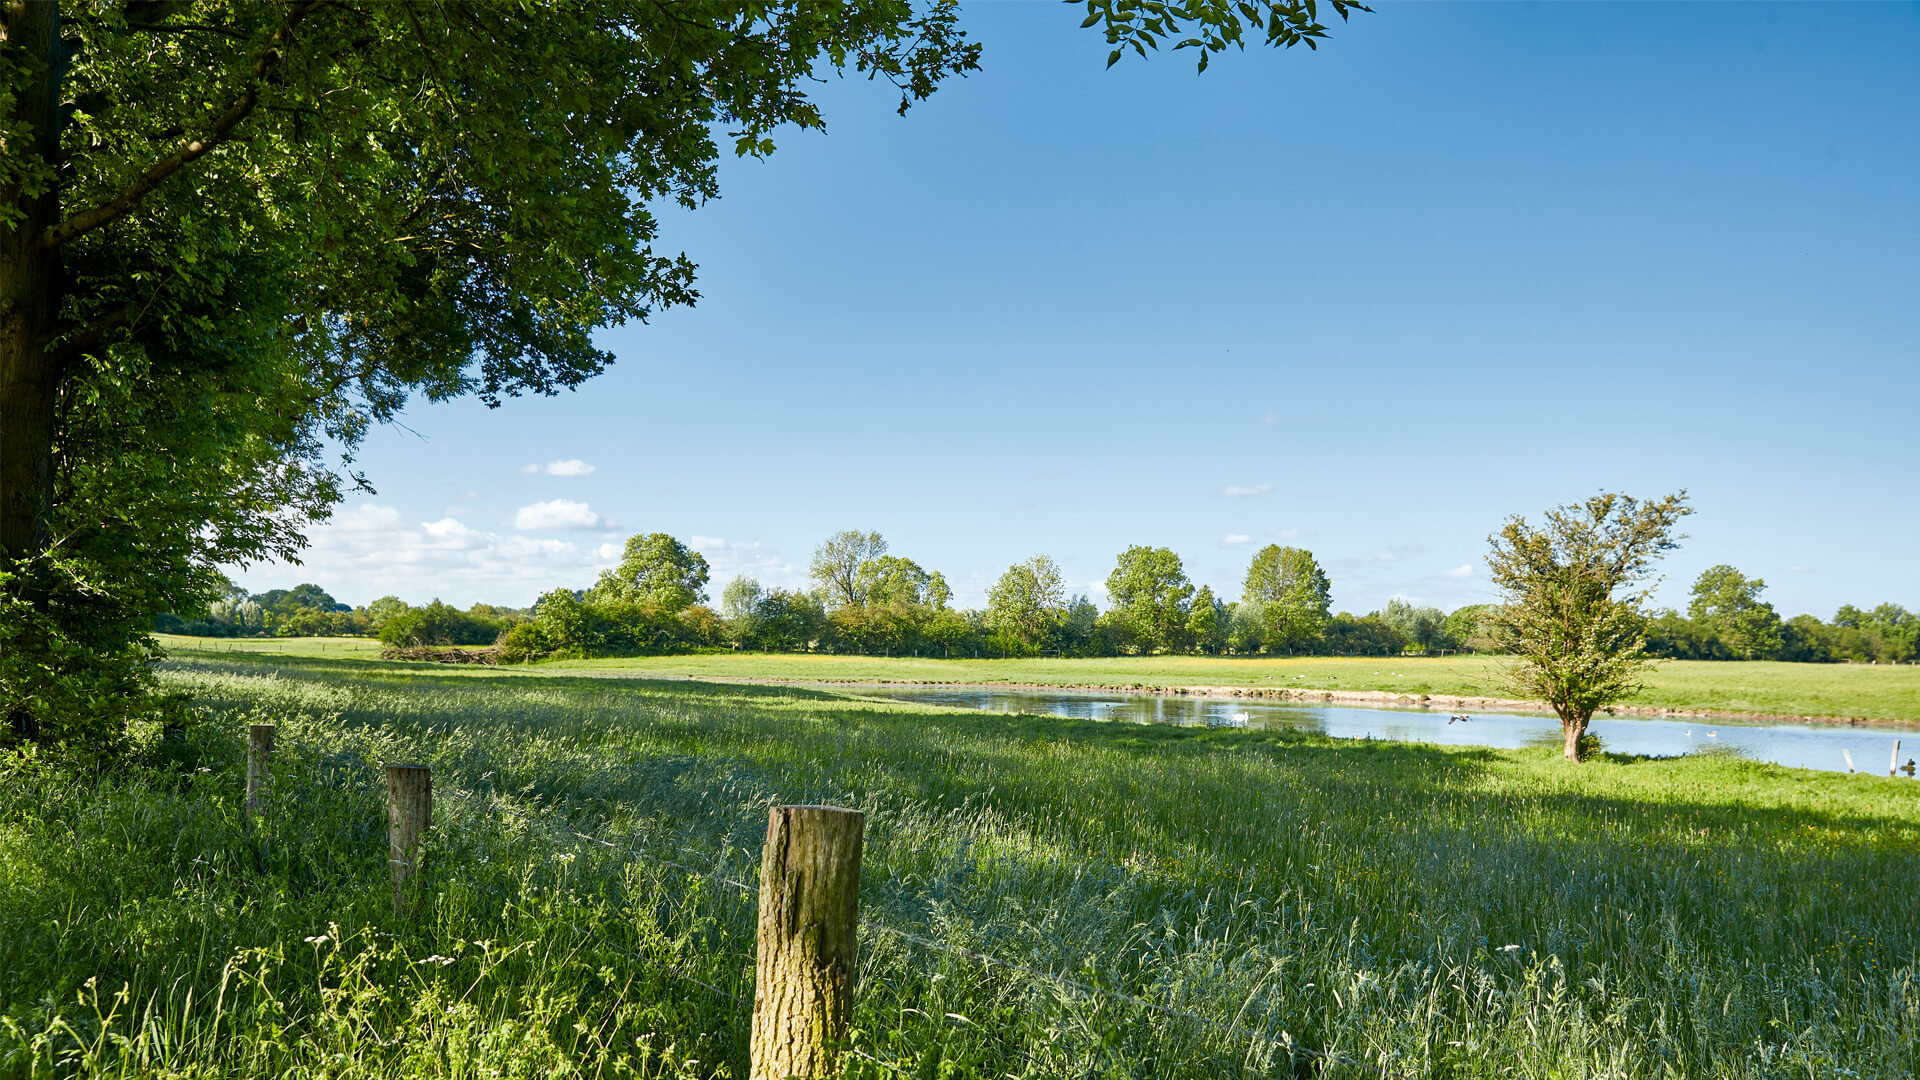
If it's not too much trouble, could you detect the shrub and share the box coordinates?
[377,601,502,647]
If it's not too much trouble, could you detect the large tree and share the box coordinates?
[0,5,978,748]
[1104,545,1192,653]
[985,553,1065,650]
[589,533,710,612]
[854,553,948,610]
[1687,564,1782,660]
[1486,491,1692,763]
[1241,544,1331,652]
[809,530,888,608]
[0,0,1362,750]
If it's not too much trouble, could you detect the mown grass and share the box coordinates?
[154,634,388,659]
[153,637,1920,723]
[4,654,1916,1078]
[547,652,1920,724]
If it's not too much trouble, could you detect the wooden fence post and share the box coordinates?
[1843,749,1855,774]
[243,722,274,834]
[385,765,432,914]
[750,805,865,1080]
[1892,739,1903,778]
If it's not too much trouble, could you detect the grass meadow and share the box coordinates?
[150,636,1920,723]
[3,652,1917,1078]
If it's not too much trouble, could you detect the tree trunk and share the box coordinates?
[0,1,66,568]
[1,2,68,744]
[1562,716,1587,763]
[750,806,863,1080]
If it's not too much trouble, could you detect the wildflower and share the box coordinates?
[1499,944,1523,952]
[305,934,330,945]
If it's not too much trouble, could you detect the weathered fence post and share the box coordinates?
[243,722,274,834]
[385,765,432,914]
[1843,749,1855,774]
[1892,739,1903,778]
[750,805,865,1080]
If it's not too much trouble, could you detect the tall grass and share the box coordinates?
[2,655,1916,1078]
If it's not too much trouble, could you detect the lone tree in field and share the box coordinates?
[1486,491,1692,763]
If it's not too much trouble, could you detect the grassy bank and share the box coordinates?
[152,637,1920,723]
[3,654,1916,1077]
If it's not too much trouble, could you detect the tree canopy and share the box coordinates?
[1687,565,1782,660]
[1241,544,1331,651]
[810,530,889,608]
[986,554,1066,650]
[1105,545,1193,653]
[590,533,711,612]
[0,0,1364,752]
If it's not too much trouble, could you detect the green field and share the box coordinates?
[158,637,1920,723]
[3,652,1916,1078]
[541,652,1920,721]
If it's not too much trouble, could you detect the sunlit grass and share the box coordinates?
[4,654,1916,1077]
[153,636,1920,723]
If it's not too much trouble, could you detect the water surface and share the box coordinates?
[855,685,1917,776]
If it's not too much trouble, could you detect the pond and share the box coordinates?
[854,685,1919,776]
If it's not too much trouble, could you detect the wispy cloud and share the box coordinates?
[1223,533,1252,545]
[1259,412,1276,425]
[514,498,605,530]
[522,459,596,477]
[1445,564,1473,578]
[1223,483,1271,497]
[689,536,805,591]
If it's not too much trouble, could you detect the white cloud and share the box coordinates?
[1223,484,1271,497]
[1445,564,1473,578]
[1278,528,1301,539]
[1224,533,1252,545]
[331,503,403,531]
[1260,413,1277,425]
[514,498,604,530]
[224,502,622,607]
[521,459,597,476]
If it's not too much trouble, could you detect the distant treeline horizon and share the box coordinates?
[163,530,1916,665]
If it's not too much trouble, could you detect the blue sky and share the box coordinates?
[230,2,1920,619]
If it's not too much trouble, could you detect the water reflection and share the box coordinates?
[855,686,1919,776]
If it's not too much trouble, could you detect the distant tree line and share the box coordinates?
[492,531,1484,661]
[1645,565,1916,663]
[160,535,1911,666]
[155,583,526,646]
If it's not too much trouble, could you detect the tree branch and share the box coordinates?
[44,305,132,362]
[124,22,250,41]
[41,2,323,250]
